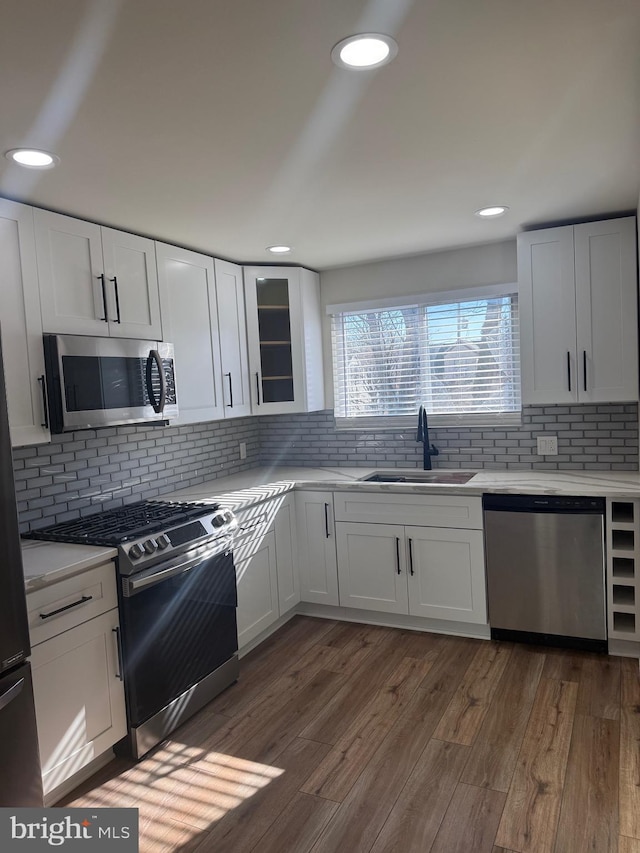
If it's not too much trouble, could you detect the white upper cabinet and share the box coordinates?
[156,243,224,424]
[519,217,638,404]
[215,259,251,418]
[0,199,50,446]
[244,266,324,415]
[35,209,161,340]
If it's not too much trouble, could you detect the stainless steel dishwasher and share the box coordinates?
[483,494,607,652]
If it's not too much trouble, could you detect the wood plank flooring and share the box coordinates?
[61,616,640,853]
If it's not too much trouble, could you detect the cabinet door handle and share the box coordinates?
[225,372,234,407]
[566,351,571,391]
[255,372,261,405]
[97,273,109,321]
[112,626,124,681]
[324,503,331,538]
[395,537,401,574]
[109,276,121,323]
[583,350,587,392]
[408,538,415,576]
[37,375,49,429]
[39,594,93,620]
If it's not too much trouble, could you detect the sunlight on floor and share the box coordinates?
[68,740,285,849]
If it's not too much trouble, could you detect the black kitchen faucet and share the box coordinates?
[416,404,439,470]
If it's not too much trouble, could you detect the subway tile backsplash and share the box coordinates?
[14,418,260,532]
[13,403,638,531]
[258,404,639,472]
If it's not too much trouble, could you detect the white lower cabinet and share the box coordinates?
[335,522,408,614]
[28,562,126,800]
[335,492,487,624]
[234,493,299,649]
[236,529,279,648]
[295,491,339,606]
[274,493,299,613]
[405,525,486,622]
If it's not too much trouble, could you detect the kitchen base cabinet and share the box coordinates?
[296,491,339,606]
[607,498,640,645]
[30,607,126,800]
[27,560,126,802]
[234,494,299,649]
[235,530,279,649]
[336,521,486,624]
[274,493,299,613]
[336,522,408,614]
[405,525,486,623]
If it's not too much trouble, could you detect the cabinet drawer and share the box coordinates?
[27,562,117,647]
[234,502,278,562]
[333,491,483,529]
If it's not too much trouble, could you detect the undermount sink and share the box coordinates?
[360,471,477,485]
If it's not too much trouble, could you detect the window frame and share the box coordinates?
[327,283,521,430]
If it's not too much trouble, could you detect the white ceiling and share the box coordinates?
[1,0,639,270]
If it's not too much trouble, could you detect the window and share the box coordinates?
[329,286,520,428]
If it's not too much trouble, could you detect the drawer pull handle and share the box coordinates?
[324,503,331,538]
[39,595,93,620]
[408,538,415,576]
[395,537,401,574]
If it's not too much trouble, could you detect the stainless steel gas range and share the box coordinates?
[25,500,239,759]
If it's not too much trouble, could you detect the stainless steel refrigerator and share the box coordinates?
[0,336,43,807]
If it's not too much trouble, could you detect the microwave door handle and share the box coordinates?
[146,350,166,414]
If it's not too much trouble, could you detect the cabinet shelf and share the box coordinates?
[262,375,294,381]
[607,497,640,644]
[612,612,636,634]
[612,502,635,524]
[257,305,290,310]
[260,341,291,346]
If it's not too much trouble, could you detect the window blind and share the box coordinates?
[330,292,520,426]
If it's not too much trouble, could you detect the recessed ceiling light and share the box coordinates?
[267,245,292,254]
[331,34,398,69]
[475,206,509,218]
[5,148,59,169]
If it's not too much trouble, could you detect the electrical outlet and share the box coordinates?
[239,441,247,460]
[536,435,558,455]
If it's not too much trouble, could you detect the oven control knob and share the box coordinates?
[156,534,170,550]
[212,513,226,528]
[143,538,158,554]
[129,543,143,560]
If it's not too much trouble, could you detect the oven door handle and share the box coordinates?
[125,544,230,595]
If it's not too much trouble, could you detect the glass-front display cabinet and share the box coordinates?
[243,266,325,415]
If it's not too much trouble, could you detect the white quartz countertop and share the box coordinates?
[22,465,640,590]
[160,465,640,508]
[21,539,118,592]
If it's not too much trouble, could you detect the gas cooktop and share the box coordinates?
[24,500,220,546]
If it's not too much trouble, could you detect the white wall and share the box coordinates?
[318,238,517,403]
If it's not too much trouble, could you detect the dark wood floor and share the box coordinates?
[62,616,640,853]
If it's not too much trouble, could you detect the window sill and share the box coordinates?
[333,413,523,431]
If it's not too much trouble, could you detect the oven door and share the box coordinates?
[118,545,237,730]
[44,334,178,432]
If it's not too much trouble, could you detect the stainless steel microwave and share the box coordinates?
[43,334,178,433]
